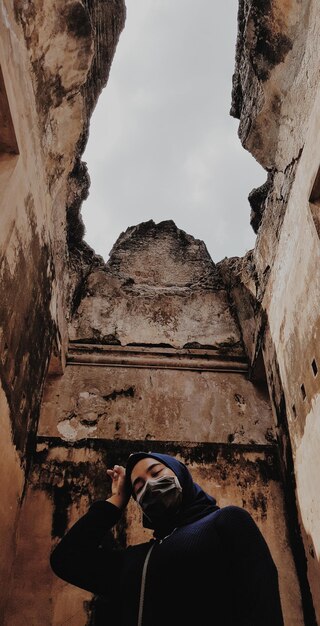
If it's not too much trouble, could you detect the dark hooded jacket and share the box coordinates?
[50,452,284,626]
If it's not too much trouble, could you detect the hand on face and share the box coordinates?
[106,465,131,510]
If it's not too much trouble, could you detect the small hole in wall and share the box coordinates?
[292,404,297,419]
[300,384,306,401]
[311,359,318,377]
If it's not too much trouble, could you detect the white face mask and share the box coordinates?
[136,474,183,523]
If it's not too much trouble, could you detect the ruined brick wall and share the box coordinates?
[1,0,319,624]
[0,0,125,620]
[231,1,320,622]
[9,221,303,625]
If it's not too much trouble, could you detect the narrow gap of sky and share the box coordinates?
[82,0,266,263]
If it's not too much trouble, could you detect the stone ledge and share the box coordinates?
[67,343,248,373]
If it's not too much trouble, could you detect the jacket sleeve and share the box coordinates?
[50,500,124,597]
[214,505,285,626]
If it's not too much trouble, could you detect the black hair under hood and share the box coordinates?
[125,452,219,538]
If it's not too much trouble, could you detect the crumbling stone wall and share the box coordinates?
[40,221,274,448]
[9,221,303,625]
[0,0,125,620]
[8,441,300,625]
[1,0,319,624]
[231,1,320,622]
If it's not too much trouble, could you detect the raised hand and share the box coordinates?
[106,465,131,510]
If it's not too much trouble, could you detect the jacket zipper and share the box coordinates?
[137,542,155,626]
[137,528,177,626]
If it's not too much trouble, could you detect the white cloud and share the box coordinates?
[82,0,266,262]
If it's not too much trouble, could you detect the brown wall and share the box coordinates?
[0,0,125,619]
[7,441,303,626]
[2,0,319,623]
[231,1,320,621]
[39,361,273,445]
[8,222,303,625]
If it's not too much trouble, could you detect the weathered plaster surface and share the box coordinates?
[4,486,92,626]
[232,0,316,171]
[0,0,125,621]
[70,220,242,350]
[0,0,126,455]
[2,0,317,622]
[260,89,320,620]
[39,363,273,445]
[232,0,320,257]
[0,384,24,622]
[218,254,258,365]
[6,442,303,626]
[231,1,320,621]
[295,394,320,600]
[1,4,56,456]
[29,216,302,624]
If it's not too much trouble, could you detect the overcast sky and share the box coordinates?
[82,0,266,263]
